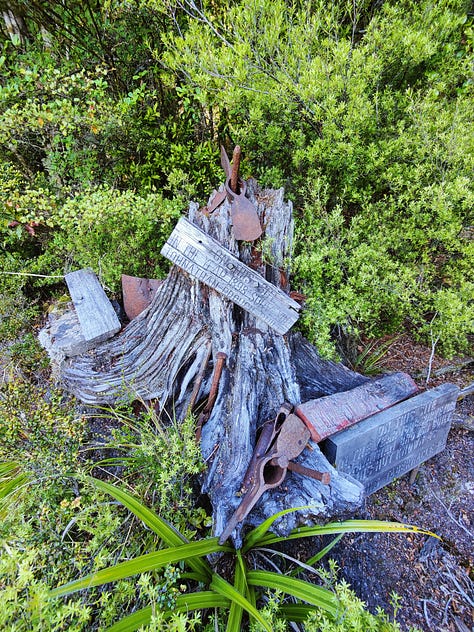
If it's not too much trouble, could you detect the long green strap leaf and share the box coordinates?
[247,570,337,616]
[85,476,212,578]
[106,606,152,632]
[86,476,188,545]
[278,604,317,623]
[0,462,21,476]
[255,519,439,547]
[226,552,246,632]
[107,593,231,632]
[50,539,231,598]
[211,573,272,632]
[304,533,344,567]
[0,473,28,499]
[243,506,310,551]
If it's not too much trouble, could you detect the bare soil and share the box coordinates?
[326,335,474,632]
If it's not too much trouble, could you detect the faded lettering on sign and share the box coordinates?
[161,218,300,335]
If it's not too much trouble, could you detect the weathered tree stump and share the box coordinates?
[47,181,368,545]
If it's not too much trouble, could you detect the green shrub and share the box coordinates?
[0,31,221,199]
[163,0,474,357]
[99,404,210,537]
[33,186,182,291]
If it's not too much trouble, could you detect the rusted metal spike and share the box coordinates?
[225,178,262,242]
[286,461,331,484]
[230,145,241,193]
[196,352,227,441]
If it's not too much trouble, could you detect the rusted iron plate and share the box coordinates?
[225,178,262,242]
[296,372,418,442]
[220,145,232,178]
[206,189,227,214]
[272,413,310,468]
[121,274,163,321]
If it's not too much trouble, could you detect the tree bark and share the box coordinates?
[55,181,366,544]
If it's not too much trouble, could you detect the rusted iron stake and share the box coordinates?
[196,351,227,441]
[187,342,212,415]
[206,351,227,413]
[230,145,241,193]
[286,461,331,484]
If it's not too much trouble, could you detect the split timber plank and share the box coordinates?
[65,268,121,344]
[161,217,301,335]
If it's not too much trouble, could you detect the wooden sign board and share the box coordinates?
[296,372,418,442]
[161,218,300,335]
[65,268,121,344]
[323,383,459,495]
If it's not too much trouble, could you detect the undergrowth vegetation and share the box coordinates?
[0,1,471,629]
[0,356,427,631]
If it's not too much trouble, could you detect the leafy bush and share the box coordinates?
[0,25,221,198]
[0,380,205,630]
[33,186,182,291]
[50,478,432,631]
[163,0,474,356]
[98,403,210,537]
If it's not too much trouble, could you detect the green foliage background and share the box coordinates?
[0,0,472,355]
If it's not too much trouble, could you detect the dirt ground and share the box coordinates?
[326,336,474,632]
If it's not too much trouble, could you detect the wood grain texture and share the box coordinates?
[65,268,121,343]
[51,181,367,545]
[161,217,300,334]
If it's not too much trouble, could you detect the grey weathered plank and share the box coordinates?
[161,217,300,335]
[296,372,418,442]
[323,382,459,495]
[65,268,121,344]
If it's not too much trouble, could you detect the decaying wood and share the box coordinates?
[65,268,121,344]
[46,180,369,544]
[161,218,300,334]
